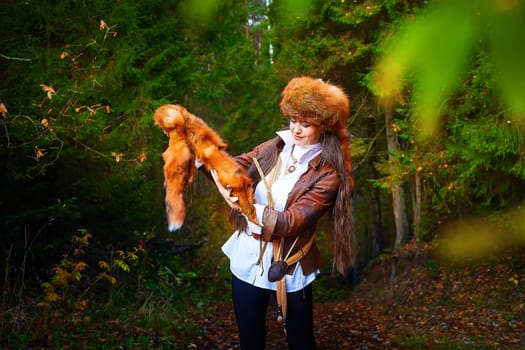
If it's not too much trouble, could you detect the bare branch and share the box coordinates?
[0,53,32,62]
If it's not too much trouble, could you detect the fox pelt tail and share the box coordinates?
[153,104,197,231]
[162,137,196,231]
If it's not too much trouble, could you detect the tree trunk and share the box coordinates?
[370,164,384,256]
[413,169,422,242]
[384,105,410,247]
[366,113,384,257]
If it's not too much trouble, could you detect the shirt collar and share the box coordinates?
[276,129,295,153]
[276,129,321,164]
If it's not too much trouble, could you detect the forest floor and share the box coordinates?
[179,243,525,350]
[7,242,524,349]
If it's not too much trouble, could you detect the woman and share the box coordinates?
[211,76,355,350]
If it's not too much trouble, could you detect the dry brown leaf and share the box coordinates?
[40,84,56,99]
[112,152,124,162]
[35,146,46,160]
[137,153,147,164]
[0,103,7,118]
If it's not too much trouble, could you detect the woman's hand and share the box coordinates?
[210,169,242,212]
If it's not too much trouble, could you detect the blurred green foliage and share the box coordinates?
[374,0,525,138]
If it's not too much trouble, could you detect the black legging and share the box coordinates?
[231,275,316,350]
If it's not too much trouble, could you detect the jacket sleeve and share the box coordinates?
[234,150,254,170]
[260,167,340,240]
[233,137,277,171]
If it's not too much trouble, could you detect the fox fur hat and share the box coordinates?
[279,76,350,132]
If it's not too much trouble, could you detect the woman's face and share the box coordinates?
[289,118,322,146]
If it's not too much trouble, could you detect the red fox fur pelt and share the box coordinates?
[153,104,260,231]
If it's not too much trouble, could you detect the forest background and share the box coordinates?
[1,0,524,348]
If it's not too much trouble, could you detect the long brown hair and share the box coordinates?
[319,129,355,275]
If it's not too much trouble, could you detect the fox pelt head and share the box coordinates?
[153,104,260,231]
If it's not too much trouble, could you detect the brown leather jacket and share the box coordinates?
[235,136,340,276]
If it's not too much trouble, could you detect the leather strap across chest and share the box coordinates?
[253,156,315,335]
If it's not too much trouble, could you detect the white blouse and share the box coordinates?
[221,130,322,292]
